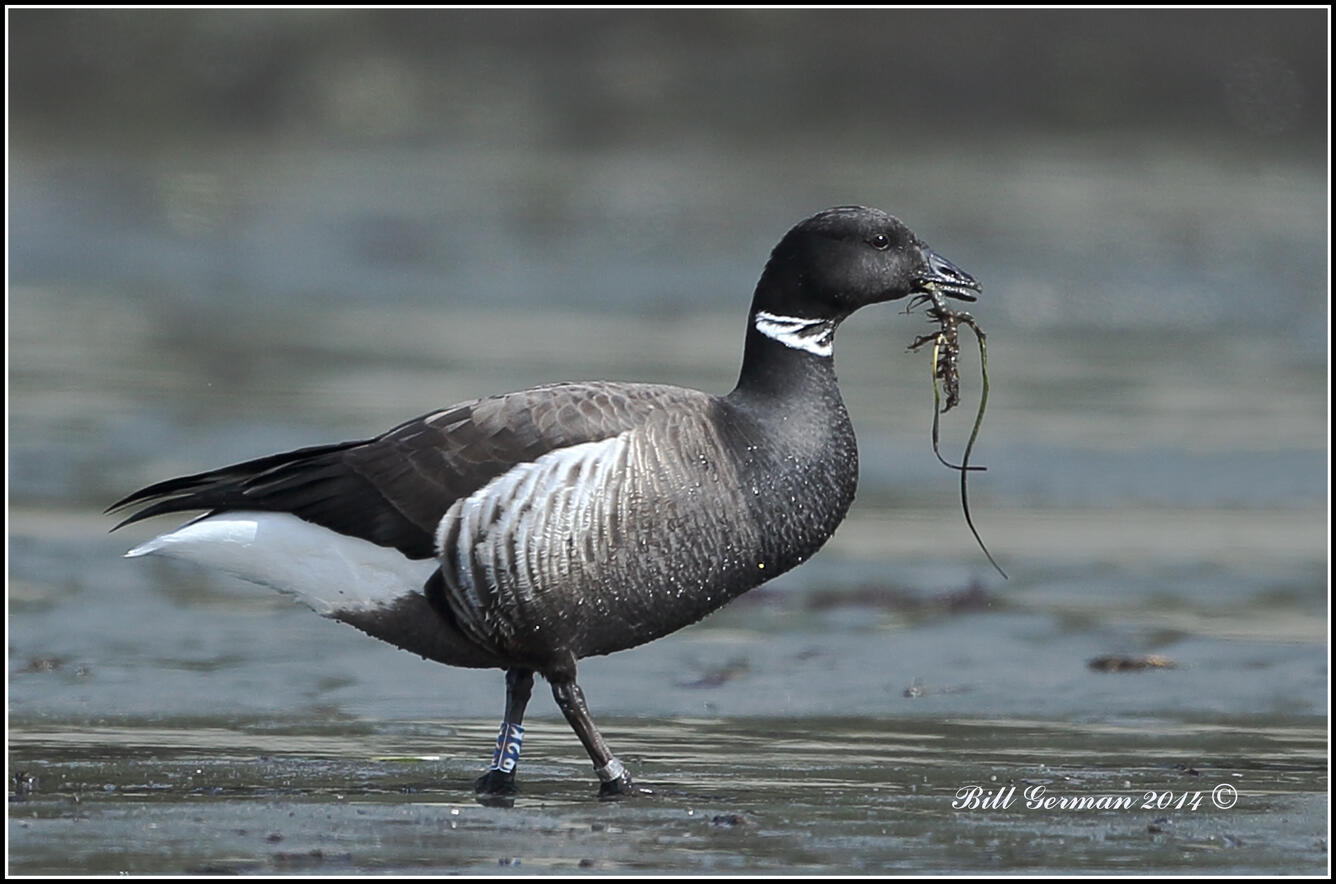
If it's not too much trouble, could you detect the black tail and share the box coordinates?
[106,438,440,560]
[106,440,367,528]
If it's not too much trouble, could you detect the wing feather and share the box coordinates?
[435,406,766,664]
[108,382,705,559]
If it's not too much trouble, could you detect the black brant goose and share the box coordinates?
[108,205,982,799]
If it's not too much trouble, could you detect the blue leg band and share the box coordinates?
[488,722,524,773]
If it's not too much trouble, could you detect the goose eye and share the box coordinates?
[869,233,891,250]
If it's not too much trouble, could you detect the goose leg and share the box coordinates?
[475,667,533,796]
[549,673,635,799]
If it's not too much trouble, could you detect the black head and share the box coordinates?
[752,206,980,322]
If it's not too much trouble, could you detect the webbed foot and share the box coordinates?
[474,768,517,796]
[598,773,649,800]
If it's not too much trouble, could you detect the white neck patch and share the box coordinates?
[753,311,836,357]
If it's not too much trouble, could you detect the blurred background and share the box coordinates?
[7,9,1329,875]
[7,2,1328,777]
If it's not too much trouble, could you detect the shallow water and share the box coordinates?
[6,53,1330,878]
[8,715,1327,875]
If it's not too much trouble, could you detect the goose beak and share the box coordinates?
[915,249,981,302]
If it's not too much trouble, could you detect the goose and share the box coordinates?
[108,205,983,799]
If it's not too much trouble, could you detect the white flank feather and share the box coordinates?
[435,433,630,635]
[125,511,436,617]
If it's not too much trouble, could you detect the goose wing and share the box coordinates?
[435,398,767,663]
[108,381,699,560]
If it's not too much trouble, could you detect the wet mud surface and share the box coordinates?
[8,716,1327,875]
